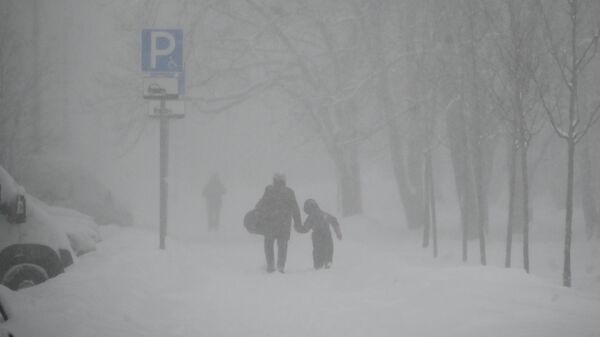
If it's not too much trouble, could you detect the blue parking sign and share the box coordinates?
[142,29,183,73]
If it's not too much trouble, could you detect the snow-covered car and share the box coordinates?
[0,167,72,290]
[0,285,17,337]
[0,166,100,290]
[17,154,132,227]
[38,203,101,257]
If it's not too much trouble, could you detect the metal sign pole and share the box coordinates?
[159,98,169,250]
[142,28,184,250]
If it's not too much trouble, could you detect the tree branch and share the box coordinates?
[575,28,600,69]
[534,76,569,140]
[574,100,600,144]
[537,0,572,90]
[246,0,320,91]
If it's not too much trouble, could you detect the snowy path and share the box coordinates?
[4,222,600,337]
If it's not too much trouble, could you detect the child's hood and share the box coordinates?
[303,199,321,215]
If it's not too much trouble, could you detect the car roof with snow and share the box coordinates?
[0,166,71,253]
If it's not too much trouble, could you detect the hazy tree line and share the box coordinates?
[1,0,599,287]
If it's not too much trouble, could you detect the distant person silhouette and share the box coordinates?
[255,173,301,273]
[203,173,226,231]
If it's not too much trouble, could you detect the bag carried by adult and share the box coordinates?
[243,208,265,235]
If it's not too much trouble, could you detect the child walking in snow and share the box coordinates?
[295,199,342,269]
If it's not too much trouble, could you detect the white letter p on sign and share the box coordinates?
[150,31,176,69]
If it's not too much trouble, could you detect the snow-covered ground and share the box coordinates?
[2,216,599,337]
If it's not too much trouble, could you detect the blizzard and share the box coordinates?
[2,2,600,336]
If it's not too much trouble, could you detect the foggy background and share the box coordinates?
[1,0,600,281]
[3,1,600,336]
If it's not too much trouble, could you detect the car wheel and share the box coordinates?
[2,263,48,290]
[0,328,15,337]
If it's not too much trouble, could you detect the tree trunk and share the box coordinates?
[563,0,578,288]
[474,133,487,266]
[505,134,517,268]
[563,139,575,287]
[582,140,599,239]
[447,103,479,262]
[519,125,530,273]
[467,10,487,266]
[422,154,431,248]
[368,2,426,229]
[427,150,438,257]
[333,144,362,217]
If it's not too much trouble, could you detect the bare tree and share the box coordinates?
[438,0,499,265]
[432,0,500,263]
[360,0,434,229]
[490,0,542,273]
[537,0,600,287]
[243,0,369,216]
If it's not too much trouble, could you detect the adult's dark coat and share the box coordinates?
[255,184,301,240]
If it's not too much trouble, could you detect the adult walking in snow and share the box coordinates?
[203,173,226,231]
[255,173,302,273]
